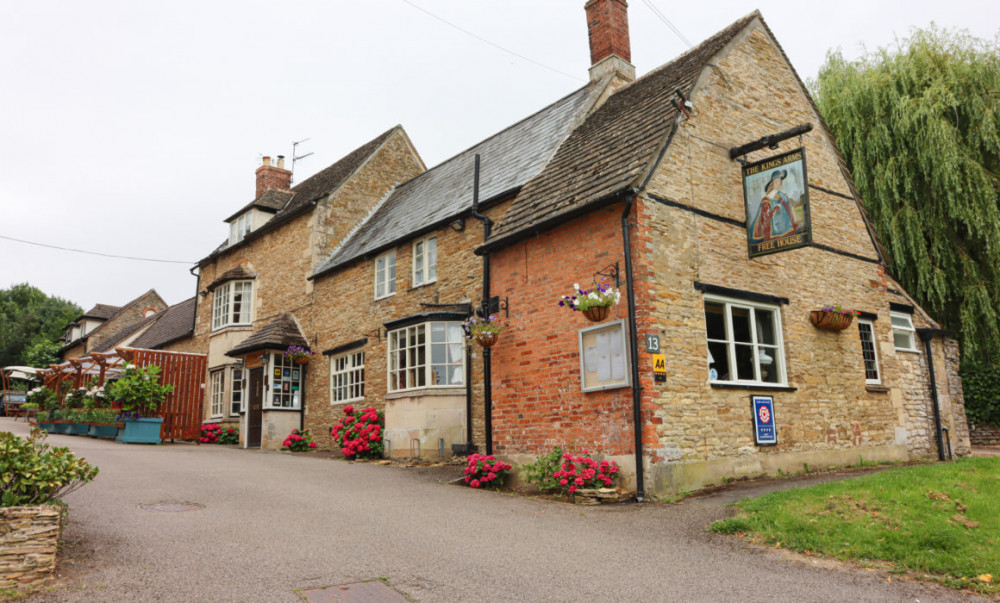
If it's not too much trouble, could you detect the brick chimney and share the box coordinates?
[585,0,635,84]
[255,155,292,199]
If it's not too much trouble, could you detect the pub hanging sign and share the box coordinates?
[742,148,811,258]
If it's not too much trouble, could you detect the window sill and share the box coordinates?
[211,325,253,336]
[330,398,364,406]
[865,384,890,393]
[409,279,437,291]
[710,383,797,392]
[894,348,921,354]
[385,387,465,400]
[582,382,630,394]
[374,292,396,302]
[263,407,302,412]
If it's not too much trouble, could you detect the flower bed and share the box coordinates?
[331,406,384,460]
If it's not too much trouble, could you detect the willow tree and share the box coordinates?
[813,27,1000,366]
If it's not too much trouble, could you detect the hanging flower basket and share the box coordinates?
[294,356,310,365]
[284,345,316,365]
[810,309,855,331]
[475,332,498,348]
[582,305,610,323]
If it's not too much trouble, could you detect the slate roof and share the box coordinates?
[130,298,197,350]
[206,264,257,290]
[199,127,402,266]
[224,189,294,223]
[226,313,308,357]
[81,304,120,321]
[483,12,759,249]
[312,85,599,277]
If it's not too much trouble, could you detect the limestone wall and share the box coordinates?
[0,506,61,587]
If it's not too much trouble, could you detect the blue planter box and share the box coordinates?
[88,424,120,439]
[38,422,55,433]
[49,422,69,434]
[67,423,90,436]
[117,418,163,445]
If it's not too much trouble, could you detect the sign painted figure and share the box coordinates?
[742,148,811,258]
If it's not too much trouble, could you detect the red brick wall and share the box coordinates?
[490,201,652,456]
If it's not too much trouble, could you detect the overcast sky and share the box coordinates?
[3,0,998,311]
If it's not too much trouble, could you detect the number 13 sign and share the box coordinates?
[751,395,777,446]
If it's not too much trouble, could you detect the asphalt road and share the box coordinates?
[2,418,980,602]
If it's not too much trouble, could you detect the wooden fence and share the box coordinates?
[117,348,206,442]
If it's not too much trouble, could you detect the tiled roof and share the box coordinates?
[226,313,308,357]
[200,127,402,266]
[130,298,197,350]
[92,314,158,353]
[224,189,294,223]
[206,264,257,291]
[313,85,598,277]
[81,304,120,321]
[484,12,759,249]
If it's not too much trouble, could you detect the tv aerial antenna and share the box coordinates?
[291,138,314,184]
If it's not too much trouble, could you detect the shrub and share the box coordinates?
[218,425,239,445]
[519,446,565,492]
[106,363,174,418]
[553,450,619,495]
[0,430,99,507]
[282,428,316,452]
[330,405,384,459]
[463,453,512,489]
[200,424,221,444]
[961,362,1000,426]
[26,386,58,411]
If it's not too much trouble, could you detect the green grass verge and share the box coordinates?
[710,457,999,594]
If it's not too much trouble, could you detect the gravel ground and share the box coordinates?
[2,418,983,602]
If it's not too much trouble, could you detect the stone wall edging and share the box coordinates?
[0,505,63,587]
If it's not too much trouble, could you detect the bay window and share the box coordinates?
[388,322,465,392]
[267,352,302,409]
[704,296,786,386]
[212,280,253,330]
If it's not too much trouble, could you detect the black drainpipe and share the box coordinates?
[469,154,494,455]
[918,329,947,461]
[621,190,645,501]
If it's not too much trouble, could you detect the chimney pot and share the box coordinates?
[277,155,285,169]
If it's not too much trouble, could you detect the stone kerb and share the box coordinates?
[0,506,62,587]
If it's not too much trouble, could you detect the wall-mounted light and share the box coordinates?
[199,290,209,297]
[449,218,466,232]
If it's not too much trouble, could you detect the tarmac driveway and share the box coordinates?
[3,418,978,602]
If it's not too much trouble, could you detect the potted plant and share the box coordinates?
[105,363,174,445]
[27,387,57,432]
[284,345,316,365]
[0,430,98,587]
[559,280,621,322]
[463,314,506,348]
[810,304,861,331]
[85,408,121,439]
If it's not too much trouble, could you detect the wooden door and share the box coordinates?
[247,367,263,448]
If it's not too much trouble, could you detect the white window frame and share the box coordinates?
[890,311,918,352]
[703,294,788,387]
[374,250,397,300]
[230,367,244,415]
[266,353,302,410]
[229,213,252,245]
[387,322,466,393]
[209,370,225,418]
[330,350,365,404]
[212,280,254,330]
[857,319,881,385]
[412,235,438,287]
[578,319,631,393]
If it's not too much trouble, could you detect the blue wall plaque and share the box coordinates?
[751,395,777,446]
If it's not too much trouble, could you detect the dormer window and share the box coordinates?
[229,213,253,245]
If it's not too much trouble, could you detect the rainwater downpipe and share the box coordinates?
[621,191,645,501]
[470,154,494,455]
[919,330,948,461]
